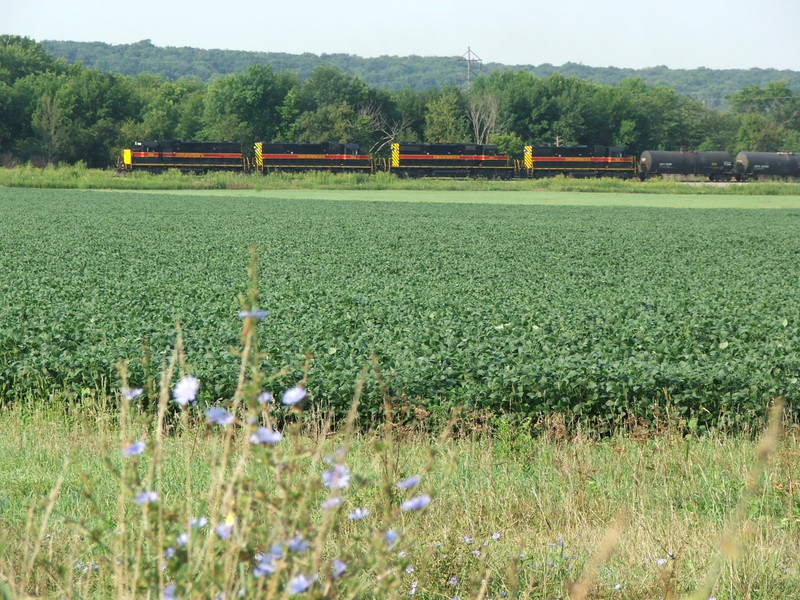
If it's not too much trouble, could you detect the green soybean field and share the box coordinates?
[1,188,798,427]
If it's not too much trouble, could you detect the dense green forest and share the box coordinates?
[2,35,799,168]
[42,39,800,109]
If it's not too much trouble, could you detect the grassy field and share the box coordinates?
[1,365,797,600]
[1,185,799,598]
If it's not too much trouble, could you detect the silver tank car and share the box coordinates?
[734,152,800,180]
[639,150,733,181]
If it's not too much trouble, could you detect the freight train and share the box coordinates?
[119,140,800,181]
[638,150,800,181]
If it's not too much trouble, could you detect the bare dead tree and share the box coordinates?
[466,90,501,145]
[359,100,413,155]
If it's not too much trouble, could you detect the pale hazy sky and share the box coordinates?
[4,0,799,71]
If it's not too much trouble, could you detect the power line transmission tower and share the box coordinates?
[460,47,482,89]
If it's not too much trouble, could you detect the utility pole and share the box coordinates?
[460,47,482,90]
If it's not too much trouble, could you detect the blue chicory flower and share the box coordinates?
[287,534,308,553]
[396,475,421,489]
[269,543,283,559]
[163,583,178,600]
[347,508,369,520]
[322,463,350,490]
[216,523,234,540]
[206,407,235,426]
[332,559,347,579]
[134,490,159,505]
[400,495,431,511]
[288,573,316,595]
[321,496,343,510]
[253,554,276,577]
[250,426,282,445]
[122,440,146,457]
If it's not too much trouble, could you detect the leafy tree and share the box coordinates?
[478,70,540,142]
[52,66,141,166]
[729,81,799,123]
[543,74,590,145]
[295,102,372,147]
[728,82,800,150]
[490,132,524,159]
[298,65,368,112]
[0,82,13,159]
[695,110,738,152]
[0,35,62,85]
[201,65,297,144]
[119,75,206,142]
[0,37,65,161]
[32,92,66,163]
[388,88,430,142]
[423,88,469,143]
[275,87,300,141]
[734,113,793,152]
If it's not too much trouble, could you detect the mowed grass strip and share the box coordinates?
[138,187,800,208]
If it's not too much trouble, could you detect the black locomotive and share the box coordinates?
[524,145,636,178]
[120,140,246,174]
[389,142,515,178]
[254,142,373,173]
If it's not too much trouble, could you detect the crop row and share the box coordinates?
[1,189,797,427]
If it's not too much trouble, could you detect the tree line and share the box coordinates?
[42,39,800,107]
[2,35,799,169]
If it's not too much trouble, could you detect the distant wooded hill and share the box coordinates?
[42,39,800,109]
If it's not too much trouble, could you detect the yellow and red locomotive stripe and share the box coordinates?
[396,154,509,161]
[130,151,243,159]
[259,153,370,160]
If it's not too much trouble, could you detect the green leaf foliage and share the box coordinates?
[1,189,797,430]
